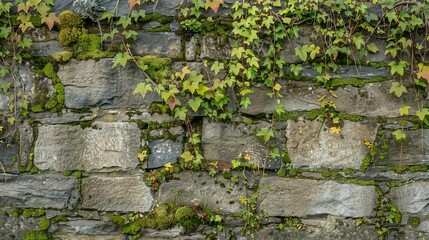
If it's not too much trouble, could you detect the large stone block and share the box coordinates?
[55,219,120,235]
[0,214,39,240]
[378,129,429,166]
[286,119,379,169]
[147,138,183,169]
[81,175,154,212]
[0,173,79,209]
[34,122,140,172]
[258,178,377,218]
[57,59,160,109]
[202,118,282,169]
[390,181,429,214]
[199,35,233,60]
[131,32,181,58]
[29,41,70,57]
[158,171,246,214]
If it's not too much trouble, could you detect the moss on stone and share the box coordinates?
[137,56,172,83]
[59,27,87,46]
[22,230,53,240]
[175,206,196,221]
[31,105,44,113]
[410,216,421,229]
[329,76,387,89]
[337,112,363,122]
[274,110,302,122]
[22,208,45,218]
[110,215,126,226]
[75,49,115,60]
[74,33,101,54]
[42,63,60,84]
[51,51,73,63]
[38,216,51,231]
[52,215,68,223]
[12,209,21,217]
[58,11,84,28]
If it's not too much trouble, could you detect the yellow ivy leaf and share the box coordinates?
[138,149,147,161]
[243,153,251,161]
[164,162,173,171]
[330,126,341,135]
[363,138,374,149]
[181,151,194,162]
[273,83,281,92]
[0,125,3,132]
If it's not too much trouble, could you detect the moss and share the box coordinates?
[409,165,428,172]
[79,121,93,129]
[75,49,115,60]
[59,27,87,46]
[12,209,21,217]
[73,33,101,55]
[337,112,363,122]
[31,105,44,113]
[410,216,421,229]
[359,155,371,172]
[42,62,60,84]
[51,51,73,63]
[110,215,126,226]
[38,216,51,231]
[148,103,170,114]
[223,170,233,180]
[73,171,83,179]
[305,109,324,121]
[22,230,53,240]
[329,76,387,89]
[137,55,172,82]
[140,13,174,24]
[175,206,196,221]
[343,168,357,175]
[340,178,375,186]
[63,170,72,176]
[22,209,45,218]
[274,110,302,121]
[58,11,84,28]
[30,15,42,27]
[52,215,68,223]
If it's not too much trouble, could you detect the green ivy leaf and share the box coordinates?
[366,43,379,53]
[112,52,131,68]
[389,82,407,97]
[188,97,203,112]
[294,46,307,62]
[133,82,153,97]
[392,129,406,141]
[211,61,224,75]
[240,97,251,109]
[256,127,274,144]
[181,151,194,162]
[416,108,429,121]
[399,105,410,116]
[388,61,408,76]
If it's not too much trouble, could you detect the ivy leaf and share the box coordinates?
[181,151,194,163]
[183,80,199,95]
[294,46,307,62]
[211,61,224,75]
[133,82,153,97]
[392,129,406,141]
[389,82,407,97]
[366,43,379,53]
[388,61,408,76]
[417,63,429,82]
[112,52,131,68]
[129,0,141,9]
[18,37,32,48]
[173,107,187,120]
[399,105,410,116]
[17,14,34,32]
[205,0,224,13]
[188,97,203,112]
[240,97,251,109]
[330,126,341,135]
[41,12,60,30]
[256,127,274,144]
[416,108,429,121]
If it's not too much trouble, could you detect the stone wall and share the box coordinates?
[1,1,429,240]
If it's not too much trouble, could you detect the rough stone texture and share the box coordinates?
[202,118,282,169]
[130,111,174,123]
[185,36,197,61]
[332,81,419,117]
[279,25,321,64]
[0,140,18,173]
[258,223,378,240]
[56,219,120,235]
[158,171,246,214]
[19,120,33,167]
[199,35,233,60]
[81,175,154,212]
[147,138,183,169]
[0,173,79,209]
[57,58,160,109]
[350,167,429,182]
[258,178,377,218]
[52,233,123,240]
[291,65,390,80]
[53,0,129,16]
[390,181,429,214]
[286,119,379,169]
[0,214,39,240]
[30,112,96,124]
[29,41,71,57]
[378,130,429,166]
[34,122,140,172]
[131,32,181,58]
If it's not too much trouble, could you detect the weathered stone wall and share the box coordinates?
[0,1,429,240]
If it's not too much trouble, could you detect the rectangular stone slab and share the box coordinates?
[81,176,154,212]
[34,122,140,172]
[258,177,377,218]
[390,181,429,214]
[0,173,79,209]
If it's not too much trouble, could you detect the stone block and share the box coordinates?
[81,175,154,212]
[390,181,429,214]
[0,173,79,209]
[0,214,39,240]
[258,178,377,218]
[34,122,140,172]
[202,118,282,169]
[57,59,160,109]
[286,119,379,169]
[29,41,71,57]
[147,138,183,169]
[158,171,246,214]
[131,32,181,58]
[56,219,120,235]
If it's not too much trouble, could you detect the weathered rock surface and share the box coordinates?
[131,32,181,58]
[19,120,33,167]
[202,118,282,169]
[29,41,70,56]
[0,140,18,173]
[81,175,154,212]
[158,171,246,213]
[286,119,379,169]
[147,138,183,169]
[390,181,429,214]
[56,219,120,235]
[0,173,79,209]
[378,130,429,166]
[0,215,39,240]
[279,25,321,64]
[57,59,160,109]
[34,122,140,172]
[52,233,123,240]
[199,35,233,60]
[258,178,377,218]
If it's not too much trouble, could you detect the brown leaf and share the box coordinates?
[41,13,60,30]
